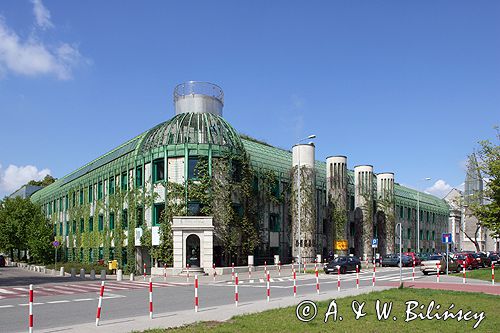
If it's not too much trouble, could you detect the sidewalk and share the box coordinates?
[37,285,395,333]
[382,275,500,295]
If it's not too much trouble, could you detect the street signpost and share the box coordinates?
[371,239,378,265]
[442,233,452,275]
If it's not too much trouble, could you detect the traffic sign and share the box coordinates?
[371,238,378,248]
[442,233,452,244]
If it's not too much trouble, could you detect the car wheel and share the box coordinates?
[324,271,329,275]
[423,271,428,275]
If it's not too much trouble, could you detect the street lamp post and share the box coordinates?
[296,134,316,273]
[416,177,431,253]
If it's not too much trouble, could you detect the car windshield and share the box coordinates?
[456,255,466,259]
[429,255,442,260]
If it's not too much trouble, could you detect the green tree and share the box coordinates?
[28,175,57,187]
[469,127,500,239]
[0,197,53,263]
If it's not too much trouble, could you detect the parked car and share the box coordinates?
[454,253,479,270]
[381,254,412,267]
[324,256,361,274]
[488,253,499,265]
[403,252,421,266]
[421,254,460,275]
[474,253,491,267]
[0,255,5,267]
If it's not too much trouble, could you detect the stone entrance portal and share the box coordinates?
[172,216,213,272]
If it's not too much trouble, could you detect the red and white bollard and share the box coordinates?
[235,273,239,307]
[143,263,147,281]
[187,264,190,282]
[95,281,105,326]
[213,263,216,281]
[231,262,235,281]
[436,263,440,283]
[372,264,376,287]
[278,261,281,277]
[412,259,415,282]
[163,263,167,281]
[149,277,153,319]
[293,268,297,298]
[356,265,359,289]
[29,284,33,333]
[463,265,466,284]
[315,265,319,294]
[194,274,199,312]
[266,272,270,302]
[492,263,495,286]
[337,266,341,292]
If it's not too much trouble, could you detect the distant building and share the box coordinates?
[444,188,462,251]
[9,184,44,199]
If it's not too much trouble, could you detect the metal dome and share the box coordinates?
[139,112,243,154]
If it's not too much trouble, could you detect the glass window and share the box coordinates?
[136,207,144,227]
[426,230,430,240]
[122,210,128,229]
[188,158,199,179]
[188,202,201,216]
[121,172,128,190]
[109,213,115,230]
[432,231,435,240]
[65,221,69,236]
[80,218,84,233]
[419,229,423,240]
[269,213,280,232]
[79,190,84,205]
[72,220,76,233]
[65,196,69,210]
[136,166,143,187]
[109,177,115,195]
[153,204,165,225]
[153,159,165,182]
[59,222,63,235]
[350,196,355,211]
[407,208,411,220]
[98,181,103,200]
[72,192,76,207]
[407,228,411,240]
[89,217,94,232]
[98,215,104,231]
[88,185,93,202]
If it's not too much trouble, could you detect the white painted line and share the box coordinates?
[13,287,29,292]
[73,298,94,302]
[0,288,16,294]
[46,300,70,304]
[38,287,74,295]
[18,302,43,306]
[249,279,254,283]
[0,305,14,308]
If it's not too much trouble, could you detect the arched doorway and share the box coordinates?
[186,234,201,268]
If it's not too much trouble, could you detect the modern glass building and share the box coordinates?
[31,82,450,272]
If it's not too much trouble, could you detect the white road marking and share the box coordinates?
[46,300,70,304]
[0,305,14,308]
[0,288,16,294]
[73,298,94,302]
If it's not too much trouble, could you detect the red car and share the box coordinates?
[403,252,421,266]
[454,253,479,270]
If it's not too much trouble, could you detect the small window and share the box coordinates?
[98,181,103,200]
[121,172,128,191]
[153,159,165,182]
[122,210,128,229]
[72,220,76,233]
[399,206,404,219]
[109,177,115,195]
[419,229,423,240]
[153,204,165,225]
[432,231,435,240]
[269,213,280,232]
[59,222,63,235]
[88,185,93,202]
[136,166,143,187]
[188,202,201,216]
[188,158,199,179]
[80,218,84,233]
[98,215,104,231]
[79,190,84,205]
[349,196,355,211]
[407,228,411,240]
[65,196,69,210]
[136,207,144,227]
[426,230,430,240]
[65,221,69,236]
[72,192,76,207]
[109,213,115,230]
[89,217,94,232]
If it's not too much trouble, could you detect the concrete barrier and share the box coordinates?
[71,268,76,278]
[130,273,134,281]
[80,268,85,278]
[60,267,65,276]
[117,269,123,281]
[100,270,106,280]
[90,269,96,279]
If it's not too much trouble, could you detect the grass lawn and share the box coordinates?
[135,288,499,333]
[451,266,499,282]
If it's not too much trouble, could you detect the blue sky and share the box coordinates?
[0,1,498,199]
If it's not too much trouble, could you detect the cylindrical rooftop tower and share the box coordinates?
[174,81,224,116]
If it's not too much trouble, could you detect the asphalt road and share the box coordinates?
[0,265,428,333]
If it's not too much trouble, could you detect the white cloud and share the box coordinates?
[31,0,53,30]
[0,2,86,80]
[0,164,51,194]
[425,179,453,198]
